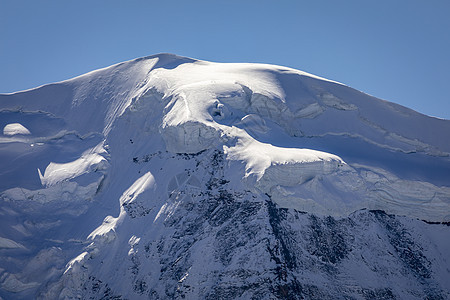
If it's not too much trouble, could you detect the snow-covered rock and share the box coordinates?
[1,53,449,299]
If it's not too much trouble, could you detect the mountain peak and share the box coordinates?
[1,54,450,217]
[1,55,449,299]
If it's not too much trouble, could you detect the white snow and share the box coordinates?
[64,252,89,275]
[38,151,106,187]
[224,135,344,183]
[3,123,31,136]
[88,172,156,242]
[119,171,156,207]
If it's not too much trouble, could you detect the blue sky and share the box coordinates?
[1,0,449,119]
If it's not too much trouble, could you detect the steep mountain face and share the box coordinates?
[0,54,449,299]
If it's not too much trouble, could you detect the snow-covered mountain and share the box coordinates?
[0,53,449,299]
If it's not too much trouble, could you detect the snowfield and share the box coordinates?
[1,54,449,299]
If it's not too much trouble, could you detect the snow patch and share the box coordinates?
[64,252,89,274]
[119,171,156,207]
[88,172,156,243]
[3,123,31,135]
[0,237,25,249]
[39,147,107,187]
[225,136,344,182]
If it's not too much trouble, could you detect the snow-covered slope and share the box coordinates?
[0,54,449,299]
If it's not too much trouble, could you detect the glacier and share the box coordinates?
[0,53,449,299]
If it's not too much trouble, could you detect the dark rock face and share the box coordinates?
[53,150,449,300]
[372,210,431,279]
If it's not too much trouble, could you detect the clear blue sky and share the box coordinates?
[1,0,449,119]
